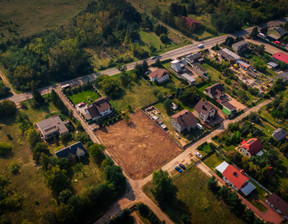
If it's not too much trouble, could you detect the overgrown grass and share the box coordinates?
[203,153,224,170]
[68,90,99,106]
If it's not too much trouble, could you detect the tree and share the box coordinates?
[58,189,74,204]
[104,165,126,194]
[160,34,169,44]
[163,99,173,114]
[31,82,44,106]
[27,129,42,149]
[155,58,162,67]
[207,176,220,194]
[88,144,106,165]
[151,169,178,203]
[10,162,20,175]
[0,100,17,118]
[250,27,259,39]
[33,142,50,162]
[179,88,200,107]
[0,142,12,156]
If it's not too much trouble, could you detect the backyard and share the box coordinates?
[144,165,245,224]
[68,89,99,106]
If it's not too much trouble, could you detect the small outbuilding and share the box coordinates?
[272,128,287,141]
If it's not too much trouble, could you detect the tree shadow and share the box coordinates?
[164,198,192,224]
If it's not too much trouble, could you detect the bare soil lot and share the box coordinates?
[96,110,183,179]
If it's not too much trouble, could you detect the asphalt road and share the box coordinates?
[1,17,287,105]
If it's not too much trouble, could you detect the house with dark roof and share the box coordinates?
[275,27,287,38]
[55,142,87,160]
[272,128,287,141]
[232,41,248,54]
[238,138,263,157]
[191,63,208,77]
[149,69,170,83]
[186,53,203,64]
[183,17,201,30]
[204,83,225,100]
[195,100,218,123]
[85,97,113,121]
[266,193,288,220]
[215,161,256,196]
[36,115,69,140]
[217,48,241,64]
[171,109,198,133]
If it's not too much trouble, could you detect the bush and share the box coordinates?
[10,162,20,175]
[0,142,12,156]
[137,203,162,224]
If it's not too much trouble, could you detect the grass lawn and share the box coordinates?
[0,0,89,38]
[140,30,163,51]
[143,165,245,224]
[111,79,158,112]
[254,120,276,136]
[203,152,224,170]
[259,108,288,130]
[202,63,222,82]
[68,90,99,106]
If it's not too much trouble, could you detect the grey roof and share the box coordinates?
[273,72,288,83]
[275,27,287,37]
[267,34,280,40]
[187,53,202,62]
[37,116,69,136]
[267,62,278,68]
[181,73,195,83]
[218,48,240,61]
[240,181,256,196]
[272,128,287,141]
[215,161,229,174]
[55,141,87,159]
[232,40,248,50]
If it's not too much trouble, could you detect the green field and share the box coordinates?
[111,79,158,111]
[68,90,99,106]
[144,166,245,224]
[0,0,89,38]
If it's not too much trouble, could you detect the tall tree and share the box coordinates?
[31,82,44,106]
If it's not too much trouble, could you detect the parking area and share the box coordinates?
[96,110,183,179]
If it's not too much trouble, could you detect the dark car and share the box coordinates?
[175,166,183,173]
[179,163,186,170]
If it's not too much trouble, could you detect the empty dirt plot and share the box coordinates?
[96,110,183,179]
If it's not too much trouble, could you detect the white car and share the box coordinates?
[196,152,202,158]
[150,56,156,60]
[198,44,204,49]
[175,133,181,139]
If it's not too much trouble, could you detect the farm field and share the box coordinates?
[68,89,99,106]
[144,165,245,224]
[96,110,183,179]
[0,0,89,38]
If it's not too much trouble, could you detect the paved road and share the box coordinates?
[1,17,287,104]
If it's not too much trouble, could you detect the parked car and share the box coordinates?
[179,163,186,170]
[150,56,156,60]
[175,133,181,139]
[198,44,204,49]
[196,152,202,158]
[175,166,182,173]
[78,102,86,107]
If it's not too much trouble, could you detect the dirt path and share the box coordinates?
[0,69,16,95]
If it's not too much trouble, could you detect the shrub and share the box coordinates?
[10,162,20,175]
[0,142,12,156]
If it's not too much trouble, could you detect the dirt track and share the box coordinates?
[96,110,183,179]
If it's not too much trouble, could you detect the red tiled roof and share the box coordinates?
[183,16,200,27]
[222,164,248,189]
[149,69,169,79]
[273,52,288,65]
[239,138,262,156]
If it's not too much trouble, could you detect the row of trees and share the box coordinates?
[0,81,10,98]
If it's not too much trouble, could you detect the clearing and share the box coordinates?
[68,89,99,106]
[96,110,183,179]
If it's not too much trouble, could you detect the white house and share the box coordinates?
[86,97,113,121]
[171,60,182,73]
[149,69,170,83]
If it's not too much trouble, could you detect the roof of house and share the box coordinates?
[183,16,200,27]
[181,73,196,83]
[55,141,87,159]
[215,161,229,174]
[273,52,288,64]
[195,100,217,115]
[275,27,287,37]
[238,60,250,68]
[149,69,169,79]
[272,128,287,141]
[87,97,112,118]
[218,48,241,61]
[37,115,69,136]
[240,181,256,196]
[239,138,263,156]
[204,83,224,98]
[222,164,249,189]
[268,34,280,40]
[171,109,198,129]
[187,53,202,62]
[267,62,278,68]
[267,193,288,217]
[222,101,236,111]
[274,72,288,82]
[232,40,248,50]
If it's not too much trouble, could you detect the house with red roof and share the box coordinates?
[149,69,170,83]
[273,52,288,65]
[183,17,201,30]
[238,138,263,157]
[215,161,256,196]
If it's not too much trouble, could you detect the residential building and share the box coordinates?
[221,100,236,116]
[171,60,182,73]
[266,193,288,220]
[273,72,288,83]
[36,115,69,140]
[267,34,280,42]
[191,63,208,76]
[86,97,113,121]
[274,27,287,38]
[186,53,203,64]
[195,100,218,123]
[171,109,198,133]
[183,17,201,30]
[272,128,287,141]
[149,69,170,83]
[267,62,278,70]
[236,60,251,70]
[55,142,87,160]
[218,48,241,64]
[273,52,288,65]
[181,73,196,85]
[216,161,256,196]
[232,41,248,54]
[238,138,263,157]
[204,83,225,100]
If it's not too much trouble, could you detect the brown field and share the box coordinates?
[96,110,183,179]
